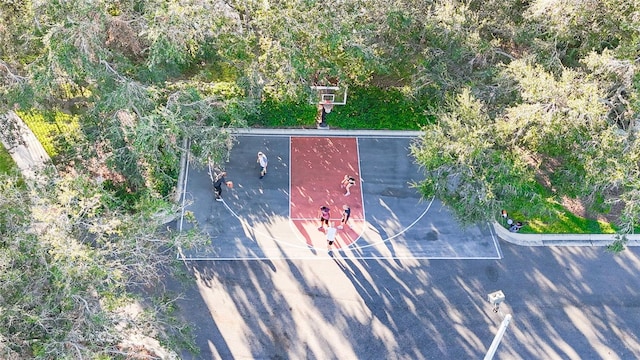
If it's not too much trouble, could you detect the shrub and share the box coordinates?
[248,86,435,130]
[0,146,16,174]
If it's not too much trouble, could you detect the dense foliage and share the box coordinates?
[0,172,204,358]
[1,0,640,357]
[411,1,640,232]
[249,86,434,129]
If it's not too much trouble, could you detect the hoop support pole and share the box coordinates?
[483,314,512,360]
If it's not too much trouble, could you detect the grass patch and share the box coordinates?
[520,207,616,234]
[502,191,617,234]
[17,110,82,158]
[0,146,17,174]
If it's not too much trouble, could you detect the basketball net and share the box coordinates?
[322,100,334,113]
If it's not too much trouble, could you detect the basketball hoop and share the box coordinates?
[322,100,334,113]
[310,85,347,128]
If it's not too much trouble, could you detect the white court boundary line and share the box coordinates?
[178,152,191,233]
[290,217,365,221]
[184,207,503,260]
[179,135,503,260]
[182,199,502,260]
[488,221,503,259]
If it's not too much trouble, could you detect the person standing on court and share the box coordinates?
[338,204,351,229]
[318,206,331,230]
[326,225,337,252]
[257,151,268,179]
[341,174,356,196]
[213,171,233,202]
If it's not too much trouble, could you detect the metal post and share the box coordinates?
[483,314,512,360]
[317,107,328,128]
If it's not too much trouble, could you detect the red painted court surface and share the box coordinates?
[290,137,365,249]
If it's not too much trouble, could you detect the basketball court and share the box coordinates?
[178,130,502,260]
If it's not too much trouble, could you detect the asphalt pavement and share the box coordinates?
[179,130,501,260]
[172,242,640,359]
[171,129,640,359]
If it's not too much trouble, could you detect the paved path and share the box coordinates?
[173,243,640,359]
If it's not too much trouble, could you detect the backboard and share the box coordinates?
[310,85,348,113]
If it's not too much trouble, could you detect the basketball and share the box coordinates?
[226,181,233,188]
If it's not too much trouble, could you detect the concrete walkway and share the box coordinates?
[493,222,640,246]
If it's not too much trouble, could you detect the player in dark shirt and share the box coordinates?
[338,205,351,229]
[213,171,227,201]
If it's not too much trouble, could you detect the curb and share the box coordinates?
[231,128,423,138]
[491,222,640,247]
[174,138,190,203]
